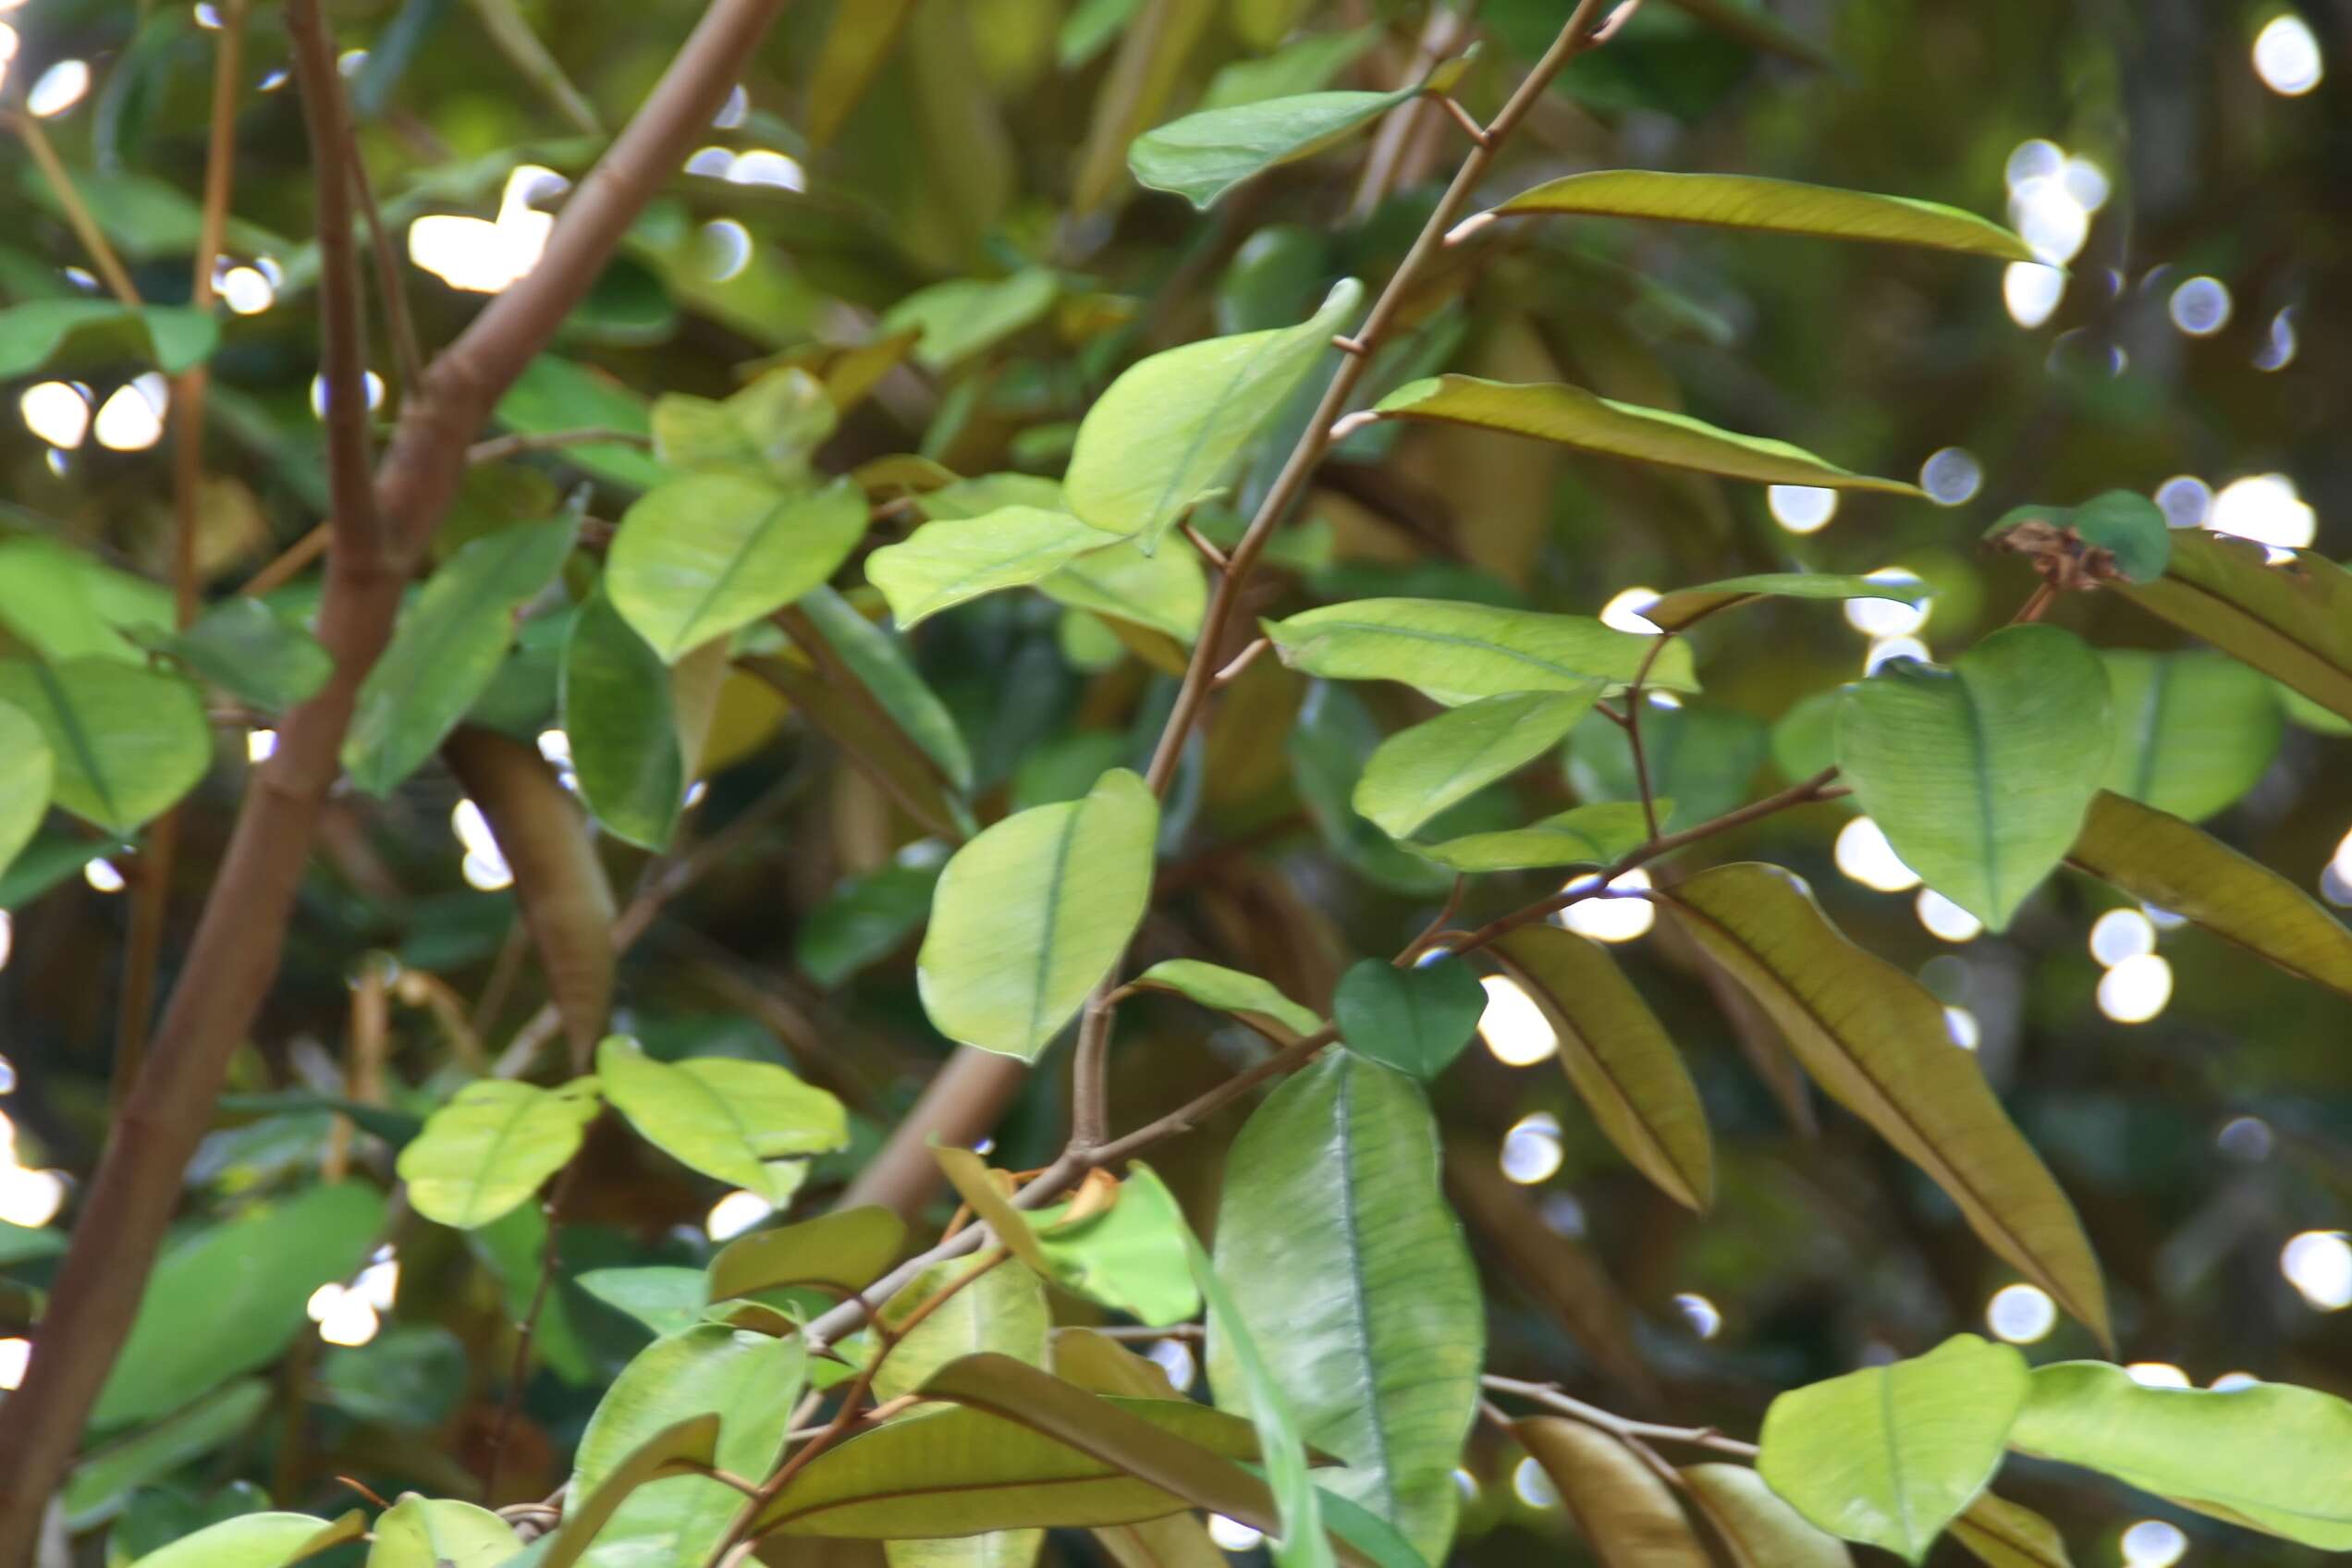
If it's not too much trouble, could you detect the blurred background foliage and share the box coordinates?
[0,0,2347,1562]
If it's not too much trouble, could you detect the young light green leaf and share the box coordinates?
[1643,570,1930,634]
[1187,1231,1333,1568]
[1354,687,1600,839]
[1950,1493,2072,1568]
[1066,279,1364,548]
[1516,1419,1709,1568]
[344,517,579,794]
[607,474,865,660]
[127,1512,361,1568]
[1370,376,1923,494]
[1486,171,2033,261]
[1569,702,1768,829]
[2010,1361,2352,1549]
[2099,651,2282,823]
[1488,926,1712,1210]
[2114,531,2352,726]
[562,585,684,849]
[650,366,835,480]
[1683,1464,1854,1568]
[917,768,1158,1060]
[1040,535,1209,643]
[1132,87,1422,209]
[706,1206,907,1303]
[1268,599,1695,706]
[1665,865,2110,1344]
[597,1035,848,1204]
[0,658,209,834]
[0,699,54,877]
[797,587,974,788]
[1837,624,2113,931]
[2067,790,2352,1001]
[1758,1335,2028,1563]
[1035,1165,1203,1328]
[875,1254,1049,1405]
[1407,801,1654,873]
[1133,958,1323,1039]
[366,1496,518,1568]
[533,1415,721,1568]
[1987,492,2171,586]
[882,268,1060,372]
[866,507,1125,629]
[396,1079,602,1230]
[1211,1052,1482,1562]
[128,598,336,714]
[1333,957,1486,1082]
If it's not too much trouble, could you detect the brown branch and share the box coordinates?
[0,1,805,1551]
[482,1158,583,1501]
[1482,1375,1759,1458]
[344,116,426,397]
[9,112,142,305]
[1623,633,1676,843]
[467,426,655,464]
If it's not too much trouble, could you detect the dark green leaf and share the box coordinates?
[562,585,684,849]
[1334,958,1486,1082]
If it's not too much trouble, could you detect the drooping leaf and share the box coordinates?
[0,298,219,376]
[1039,535,1208,644]
[805,0,920,147]
[2113,531,2352,726]
[1949,1493,2073,1568]
[1211,1052,1483,1562]
[1407,801,1654,873]
[1354,687,1600,839]
[797,588,974,788]
[1758,1335,2027,1563]
[1836,624,2113,931]
[0,699,55,877]
[867,508,1126,629]
[598,1035,848,1203]
[875,1255,1049,1405]
[0,657,209,834]
[1130,86,1424,208]
[1568,701,1769,830]
[1034,1165,1203,1328]
[706,1207,907,1303]
[1488,170,2030,259]
[1333,957,1487,1082]
[607,475,865,660]
[1683,1464,1853,1568]
[126,1512,362,1568]
[1369,377,1922,494]
[562,584,684,848]
[882,269,1060,372]
[1185,1232,1332,1568]
[2065,790,2352,1000]
[1664,864,2109,1343]
[1986,492,2171,587]
[1133,958,1323,1039]
[533,1416,721,1568]
[917,768,1158,1060]
[95,1183,387,1428]
[1268,599,1696,706]
[1642,571,1929,634]
[2011,1361,2352,1549]
[2098,650,2282,823]
[933,1145,1056,1275]
[344,517,579,794]
[396,1078,602,1230]
[365,1496,518,1568]
[1065,279,1364,547]
[1515,1418,1709,1568]
[127,599,336,715]
[1488,926,1711,1210]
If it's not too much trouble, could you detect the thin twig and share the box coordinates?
[343,114,426,395]
[468,426,655,464]
[483,1158,583,1501]
[9,112,142,304]
[1623,633,1677,844]
[1396,876,1467,966]
[1482,1375,1759,1458]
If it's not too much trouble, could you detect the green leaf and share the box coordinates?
[1988,492,2172,586]
[578,1266,708,1338]
[608,474,865,660]
[0,698,55,877]
[1268,599,1696,706]
[598,1035,848,1202]
[883,268,1061,372]
[796,845,948,986]
[1354,688,1600,839]
[1292,685,1456,897]
[127,599,336,715]
[1515,1419,1709,1568]
[0,657,209,834]
[707,1206,907,1302]
[344,517,580,795]
[1334,957,1486,1082]
[1770,691,1840,784]
[1066,279,1364,547]
[2066,790,2352,1001]
[1186,1232,1333,1568]
[1643,570,1930,634]
[1758,1335,2028,1563]
[2098,651,2282,823]
[0,298,219,376]
[1949,1494,2072,1568]
[1369,376,1922,494]
[562,585,684,849]
[61,1378,272,1531]
[1568,701,1768,830]
[1132,958,1323,1039]
[572,1325,805,1566]
[1211,1052,1483,1562]
[1836,624,2113,931]
[533,1416,721,1568]
[1488,926,1712,1210]
[1488,170,2033,260]
[651,367,836,480]
[494,355,665,491]
[1040,535,1209,643]
[2010,1361,2352,1549]
[876,1254,1050,1404]
[96,1183,387,1428]
[395,1078,602,1230]
[798,587,974,788]
[867,507,1126,629]
[366,1497,518,1568]
[1406,801,1653,873]
[1683,1464,1854,1568]
[917,768,1158,1060]
[1035,1165,1204,1328]
[0,537,176,665]
[2113,531,2352,726]
[1131,87,1421,208]
[127,1512,362,1568]
[1664,865,2109,1343]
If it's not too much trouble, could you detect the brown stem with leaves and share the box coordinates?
[0,1,802,1550]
